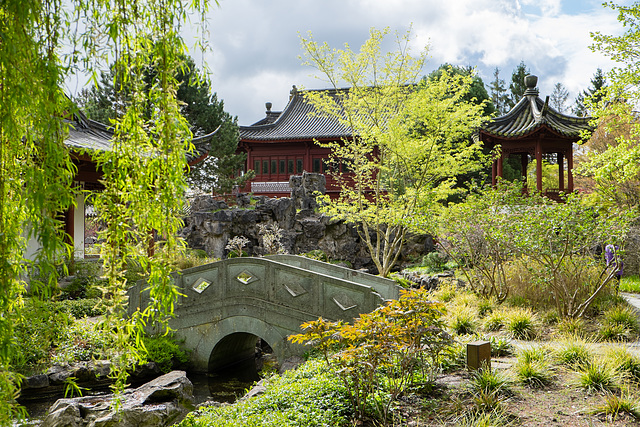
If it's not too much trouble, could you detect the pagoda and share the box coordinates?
[477,75,592,200]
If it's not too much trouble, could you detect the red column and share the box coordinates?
[558,152,565,192]
[568,145,574,192]
[536,140,543,193]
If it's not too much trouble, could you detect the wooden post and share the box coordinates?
[467,340,491,371]
[567,145,574,192]
[558,152,565,192]
[536,141,543,193]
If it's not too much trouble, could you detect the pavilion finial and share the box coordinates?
[524,74,539,96]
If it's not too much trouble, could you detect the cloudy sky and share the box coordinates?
[71,0,635,125]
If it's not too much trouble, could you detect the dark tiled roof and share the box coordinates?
[65,110,213,164]
[481,90,592,139]
[239,88,353,141]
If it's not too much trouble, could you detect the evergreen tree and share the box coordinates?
[550,82,570,113]
[573,68,606,117]
[488,67,510,115]
[77,56,249,193]
[508,61,530,108]
[428,64,496,115]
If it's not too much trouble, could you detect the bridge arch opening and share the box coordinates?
[208,332,274,374]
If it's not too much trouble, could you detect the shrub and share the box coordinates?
[52,320,115,364]
[289,287,451,424]
[431,282,458,303]
[58,260,103,300]
[142,334,189,373]
[177,358,350,427]
[600,305,640,339]
[504,308,537,340]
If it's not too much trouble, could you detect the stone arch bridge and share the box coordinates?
[127,255,399,373]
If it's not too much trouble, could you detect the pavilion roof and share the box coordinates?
[65,110,214,164]
[239,86,353,142]
[479,76,593,140]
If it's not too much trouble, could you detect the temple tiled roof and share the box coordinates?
[239,87,353,141]
[480,76,592,140]
[65,110,213,164]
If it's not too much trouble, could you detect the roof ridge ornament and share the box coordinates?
[524,74,539,97]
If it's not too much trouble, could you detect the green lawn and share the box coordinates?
[621,275,640,293]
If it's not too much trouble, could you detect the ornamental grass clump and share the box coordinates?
[467,367,511,413]
[606,347,640,383]
[575,358,621,394]
[483,310,505,332]
[448,305,478,335]
[513,346,554,388]
[591,391,640,420]
[553,337,593,368]
[504,308,537,340]
[599,305,640,342]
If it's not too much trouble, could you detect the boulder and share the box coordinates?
[42,371,194,427]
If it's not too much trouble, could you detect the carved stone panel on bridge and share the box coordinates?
[226,263,267,300]
[323,282,367,320]
[273,269,316,312]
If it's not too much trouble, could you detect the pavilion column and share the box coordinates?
[491,158,497,186]
[557,152,565,192]
[536,140,543,193]
[497,153,503,182]
[521,154,528,187]
[567,145,574,192]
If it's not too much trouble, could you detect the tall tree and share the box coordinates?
[508,61,530,108]
[300,28,487,277]
[550,82,570,113]
[573,68,606,117]
[428,64,496,116]
[77,56,248,193]
[488,67,510,115]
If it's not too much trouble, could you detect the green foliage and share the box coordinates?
[599,305,639,341]
[177,358,350,427]
[487,336,513,357]
[440,182,630,318]
[289,288,451,423]
[620,275,640,293]
[575,358,620,394]
[513,346,554,388]
[507,61,530,109]
[64,376,87,398]
[448,306,478,335]
[467,368,511,413]
[504,308,537,340]
[483,311,505,332]
[591,391,640,420]
[52,319,114,365]
[301,250,329,262]
[141,334,189,373]
[556,317,586,337]
[553,338,593,368]
[58,260,104,300]
[606,347,640,383]
[301,27,488,277]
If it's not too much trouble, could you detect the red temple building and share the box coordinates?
[477,75,593,200]
[237,86,352,197]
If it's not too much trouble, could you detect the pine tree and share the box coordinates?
[550,82,570,113]
[508,61,530,109]
[573,68,606,117]
[77,56,249,193]
[488,67,510,115]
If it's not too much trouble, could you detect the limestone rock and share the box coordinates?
[42,371,194,427]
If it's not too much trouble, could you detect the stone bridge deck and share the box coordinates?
[128,255,399,372]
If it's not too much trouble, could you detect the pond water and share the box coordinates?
[15,355,268,426]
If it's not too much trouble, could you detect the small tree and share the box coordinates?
[300,27,487,277]
[440,183,631,317]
